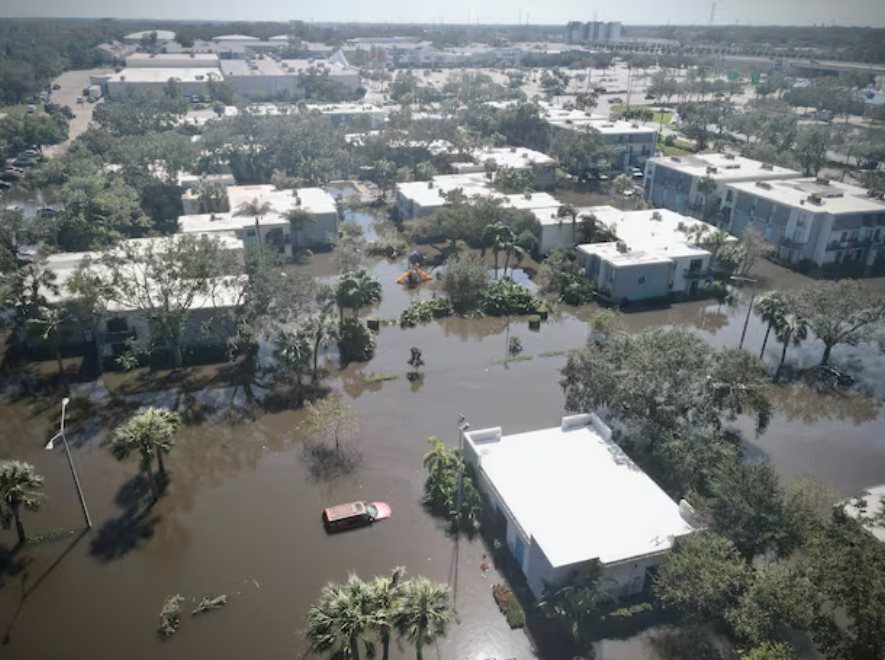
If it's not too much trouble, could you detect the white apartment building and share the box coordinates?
[723,177,885,273]
[472,146,558,189]
[644,153,801,219]
[463,414,695,598]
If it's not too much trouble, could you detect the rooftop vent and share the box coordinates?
[807,193,823,205]
[651,211,662,220]
[760,163,774,171]
[510,146,517,153]
[724,153,736,160]
[816,176,830,185]
[755,181,772,190]
[724,164,740,169]
[706,166,718,175]
[670,156,682,163]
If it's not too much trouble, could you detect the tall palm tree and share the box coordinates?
[0,460,45,546]
[235,198,273,247]
[502,235,525,278]
[482,222,514,279]
[696,175,718,220]
[556,203,578,243]
[335,270,382,322]
[306,574,376,660]
[28,307,68,384]
[755,292,787,360]
[369,567,406,660]
[307,300,340,382]
[393,578,453,660]
[285,207,315,251]
[274,329,312,388]
[111,407,182,501]
[774,313,809,383]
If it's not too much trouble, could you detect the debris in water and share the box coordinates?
[157,594,185,639]
[192,594,228,615]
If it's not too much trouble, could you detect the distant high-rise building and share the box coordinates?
[564,20,622,44]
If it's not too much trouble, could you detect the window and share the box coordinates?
[841,232,848,242]
[638,276,645,284]
[106,317,128,333]
[245,228,256,238]
[689,259,703,272]
[725,190,733,202]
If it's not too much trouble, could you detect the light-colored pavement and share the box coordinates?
[43,67,112,157]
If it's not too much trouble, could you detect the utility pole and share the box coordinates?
[45,397,92,529]
[731,275,759,350]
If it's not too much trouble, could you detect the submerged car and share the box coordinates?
[322,501,392,532]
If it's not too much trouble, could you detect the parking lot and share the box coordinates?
[43,67,112,157]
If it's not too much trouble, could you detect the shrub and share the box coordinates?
[481,278,540,316]
[538,251,595,305]
[398,298,453,327]
[422,437,483,532]
[338,319,376,363]
[493,583,526,629]
[443,253,489,312]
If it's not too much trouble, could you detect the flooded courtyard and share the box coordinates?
[1,253,884,660]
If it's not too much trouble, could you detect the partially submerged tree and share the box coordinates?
[442,253,488,312]
[0,460,46,545]
[393,577,454,660]
[791,280,885,365]
[537,560,614,652]
[306,573,376,660]
[111,407,182,500]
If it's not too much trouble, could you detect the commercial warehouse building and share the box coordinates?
[105,67,224,97]
[220,57,360,100]
[463,414,694,598]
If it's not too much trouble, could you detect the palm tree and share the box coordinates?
[274,328,312,388]
[369,567,406,660]
[111,407,182,500]
[755,292,787,360]
[235,198,273,247]
[335,270,382,322]
[502,234,525,278]
[556,203,578,243]
[696,175,718,220]
[28,307,68,384]
[774,313,809,383]
[482,222,514,279]
[306,574,376,660]
[285,207,315,251]
[0,460,45,546]
[307,300,340,382]
[393,578,453,660]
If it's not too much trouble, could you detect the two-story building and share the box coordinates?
[723,177,885,274]
[643,153,801,220]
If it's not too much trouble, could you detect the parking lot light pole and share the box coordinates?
[45,397,92,529]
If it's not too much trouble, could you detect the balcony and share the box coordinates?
[780,237,807,249]
[683,269,710,280]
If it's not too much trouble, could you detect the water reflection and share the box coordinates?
[769,384,881,425]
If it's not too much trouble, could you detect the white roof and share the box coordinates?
[584,118,658,136]
[578,241,677,266]
[108,68,223,84]
[648,152,800,182]
[213,34,259,41]
[466,415,693,567]
[578,206,723,258]
[727,177,885,215]
[396,174,491,209]
[179,185,336,234]
[304,103,383,116]
[124,29,176,42]
[844,484,885,543]
[473,146,555,170]
[125,52,219,67]
[502,192,561,212]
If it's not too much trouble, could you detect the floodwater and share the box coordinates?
[1,254,884,660]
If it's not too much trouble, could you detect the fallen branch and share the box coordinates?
[192,594,228,615]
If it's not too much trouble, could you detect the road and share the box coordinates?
[43,67,112,157]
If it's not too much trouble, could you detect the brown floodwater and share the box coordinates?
[1,255,883,660]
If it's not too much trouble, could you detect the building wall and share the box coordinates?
[671,253,711,296]
[609,262,672,302]
[225,74,303,99]
[106,79,212,97]
[539,223,574,254]
[601,132,657,169]
[644,161,694,214]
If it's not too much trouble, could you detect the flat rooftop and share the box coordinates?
[585,118,658,136]
[466,414,693,567]
[126,52,219,66]
[473,146,555,170]
[578,241,677,266]
[578,205,724,257]
[502,192,561,213]
[304,103,383,115]
[727,178,885,214]
[179,185,336,234]
[396,174,491,209]
[108,67,223,84]
[649,152,800,181]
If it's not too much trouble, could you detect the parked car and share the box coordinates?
[0,181,11,190]
[76,97,84,104]
[26,105,36,114]
[630,167,644,178]
[52,83,61,90]
[0,171,21,182]
[644,93,655,100]
[322,501,392,532]
[608,96,624,104]
[37,207,58,218]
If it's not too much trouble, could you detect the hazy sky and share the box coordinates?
[2,0,885,27]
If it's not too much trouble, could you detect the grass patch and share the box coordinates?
[609,104,672,125]
[658,140,696,157]
[27,528,76,545]
[494,354,533,365]
[366,373,400,383]
[492,583,526,629]
[538,350,567,358]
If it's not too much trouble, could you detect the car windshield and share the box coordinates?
[366,504,378,517]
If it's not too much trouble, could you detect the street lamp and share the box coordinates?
[730,275,759,350]
[45,397,92,529]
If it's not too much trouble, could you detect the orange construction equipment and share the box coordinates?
[396,266,433,286]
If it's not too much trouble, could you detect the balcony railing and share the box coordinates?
[683,269,709,279]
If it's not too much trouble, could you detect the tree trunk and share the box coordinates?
[313,336,321,381]
[11,502,26,545]
[156,449,166,478]
[349,635,361,660]
[821,342,833,366]
[254,217,262,245]
[143,455,160,501]
[503,251,511,278]
[760,323,772,359]
[775,336,790,383]
[415,640,423,660]
[55,341,66,386]
[493,251,499,278]
[381,632,390,660]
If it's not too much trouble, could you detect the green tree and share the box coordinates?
[421,437,482,531]
[0,460,45,545]
[306,574,376,660]
[537,561,614,652]
[334,224,369,274]
[494,166,534,194]
[482,222,513,279]
[741,642,798,660]
[551,128,608,182]
[537,251,595,305]
[791,280,885,366]
[773,312,809,383]
[726,566,814,648]
[274,327,312,389]
[335,270,382,322]
[303,397,358,456]
[696,175,719,220]
[556,203,579,243]
[442,253,489,312]
[794,125,831,177]
[235,198,273,247]
[393,577,454,660]
[285,207,315,251]
[369,567,406,660]
[612,173,633,196]
[755,291,788,359]
[111,407,182,501]
[652,532,750,623]
[305,294,339,381]
[708,462,797,560]
[27,307,68,383]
